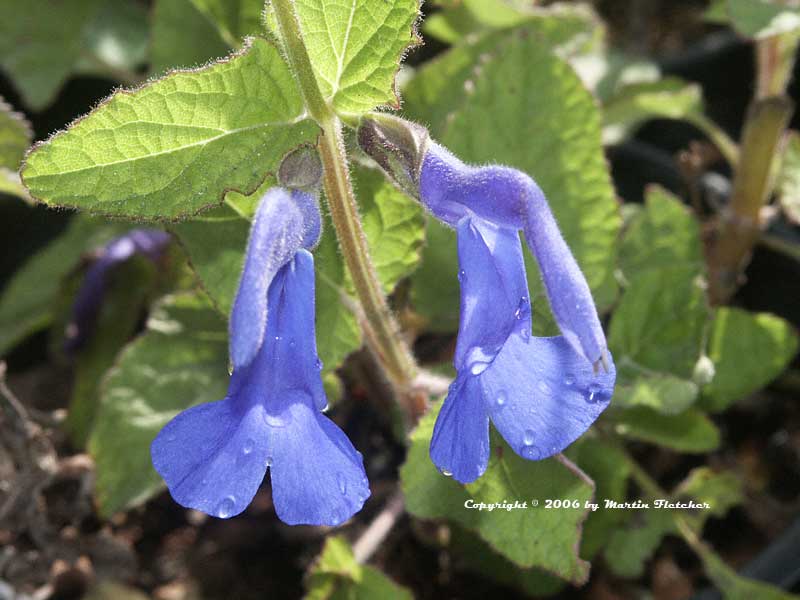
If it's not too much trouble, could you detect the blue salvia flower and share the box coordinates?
[151,188,370,524]
[360,117,616,483]
[65,228,171,351]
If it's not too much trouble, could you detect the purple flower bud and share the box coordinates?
[65,229,171,352]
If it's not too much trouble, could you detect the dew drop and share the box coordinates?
[496,391,507,407]
[242,438,255,455]
[520,445,540,460]
[514,296,529,320]
[216,496,236,518]
[440,467,453,477]
[315,358,324,371]
[458,269,466,282]
[289,339,296,348]
[523,429,535,445]
[520,327,531,342]
[470,361,490,375]
[166,433,176,443]
[337,472,347,495]
[274,335,281,341]
[265,456,274,467]
[564,374,575,386]
[537,380,551,395]
[586,383,601,404]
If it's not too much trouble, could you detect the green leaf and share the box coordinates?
[611,406,721,453]
[305,536,413,600]
[776,130,800,224]
[696,541,800,600]
[189,0,265,44]
[313,211,363,379]
[619,185,704,284]
[723,0,800,39]
[289,0,420,115]
[0,0,147,110]
[89,293,229,516]
[701,307,798,412]
[0,216,129,356]
[150,0,232,75]
[355,166,425,293]
[602,78,704,145]
[674,467,744,523]
[0,97,32,170]
[76,2,149,75]
[609,266,709,380]
[407,27,620,330]
[172,203,252,315]
[401,401,594,584]
[567,437,633,559]
[0,0,101,108]
[449,527,566,598]
[612,370,699,415]
[604,509,676,578]
[23,38,320,219]
[65,256,162,447]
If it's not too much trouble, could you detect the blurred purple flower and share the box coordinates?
[151,188,369,525]
[65,228,170,352]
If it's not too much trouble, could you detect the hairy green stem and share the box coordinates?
[707,96,793,304]
[271,0,420,409]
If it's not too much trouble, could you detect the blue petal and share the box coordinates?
[453,217,530,373]
[419,143,608,366]
[150,398,271,519]
[292,189,323,249]
[252,250,368,525]
[152,250,368,524]
[481,331,616,461]
[520,183,608,367]
[229,188,306,370]
[267,400,370,526]
[429,375,490,484]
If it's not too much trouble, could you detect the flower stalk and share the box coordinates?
[271,0,419,410]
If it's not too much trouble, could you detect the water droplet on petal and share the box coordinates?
[520,327,531,342]
[564,374,575,386]
[264,412,288,427]
[289,339,296,348]
[315,358,324,371]
[337,472,347,495]
[514,296,529,320]
[496,391,507,407]
[166,433,176,442]
[458,269,466,282]
[265,456,274,467]
[537,380,551,395]
[520,445,540,460]
[586,383,602,403]
[274,335,281,341]
[242,438,254,455]
[216,496,236,518]
[470,361,490,375]
[440,467,453,477]
[523,429,535,445]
